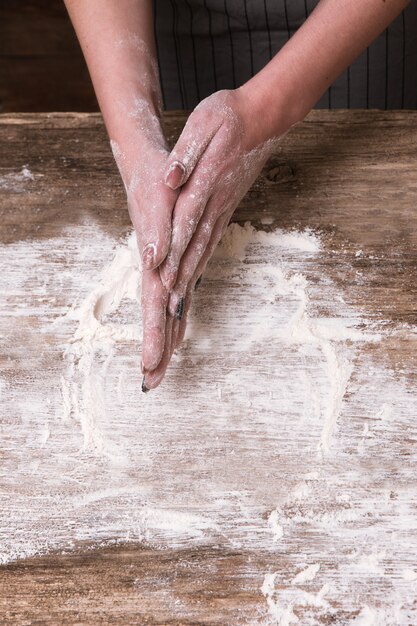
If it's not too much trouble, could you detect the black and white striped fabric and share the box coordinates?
[153,0,417,110]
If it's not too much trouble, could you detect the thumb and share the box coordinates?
[164,114,222,190]
[139,183,176,270]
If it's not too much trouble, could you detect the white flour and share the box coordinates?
[0,165,39,192]
[1,220,416,624]
[291,563,321,584]
[62,223,372,458]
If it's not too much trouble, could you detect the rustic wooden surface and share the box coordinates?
[1,110,416,324]
[0,111,416,625]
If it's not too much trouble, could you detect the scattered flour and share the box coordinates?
[1,220,416,625]
[62,232,141,460]
[268,509,284,543]
[61,221,372,461]
[261,573,299,626]
[351,604,406,625]
[261,571,331,625]
[291,563,321,585]
[401,569,417,581]
[0,165,38,192]
[345,550,386,576]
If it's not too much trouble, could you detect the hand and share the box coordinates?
[140,264,188,391]
[158,89,279,317]
[112,121,179,387]
[64,0,217,390]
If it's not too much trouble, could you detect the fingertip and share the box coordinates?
[142,328,165,372]
[143,366,167,390]
[168,291,181,318]
[142,370,162,391]
[175,332,184,350]
[164,160,186,190]
[195,274,203,290]
[159,257,177,291]
[141,375,150,393]
[175,319,187,348]
[175,297,185,320]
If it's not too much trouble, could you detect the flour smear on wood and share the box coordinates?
[1,219,416,625]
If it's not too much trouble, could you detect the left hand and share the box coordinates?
[158,88,279,317]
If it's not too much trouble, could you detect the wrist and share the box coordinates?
[107,93,167,186]
[111,129,165,189]
[106,85,164,144]
[237,54,312,146]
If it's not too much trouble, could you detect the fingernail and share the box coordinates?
[195,275,203,290]
[165,161,186,189]
[142,243,156,269]
[142,376,149,393]
[175,297,185,320]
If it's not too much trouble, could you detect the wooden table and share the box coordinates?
[0,111,416,625]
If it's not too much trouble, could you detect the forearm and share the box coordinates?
[64,0,164,166]
[241,0,410,140]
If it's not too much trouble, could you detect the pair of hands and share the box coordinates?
[124,89,276,390]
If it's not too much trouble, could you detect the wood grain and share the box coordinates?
[1,110,416,324]
[0,111,416,625]
[1,545,273,625]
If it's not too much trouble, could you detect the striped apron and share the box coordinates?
[154,0,417,110]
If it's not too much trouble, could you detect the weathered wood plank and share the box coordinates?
[1,110,416,323]
[0,111,416,625]
[1,546,273,625]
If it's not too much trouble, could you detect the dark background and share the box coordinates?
[2,1,417,114]
[0,0,98,112]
